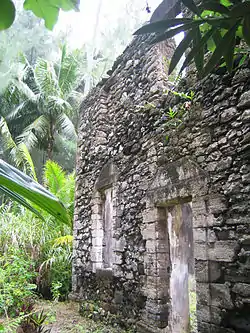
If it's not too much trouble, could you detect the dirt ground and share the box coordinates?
[35,301,128,333]
[1,301,129,333]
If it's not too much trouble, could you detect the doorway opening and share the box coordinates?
[158,201,197,332]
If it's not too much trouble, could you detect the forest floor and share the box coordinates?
[2,298,197,332]
[36,300,128,333]
[1,301,129,333]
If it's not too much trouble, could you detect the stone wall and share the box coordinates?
[72,30,250,333]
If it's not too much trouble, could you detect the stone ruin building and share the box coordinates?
[71,7,250,333]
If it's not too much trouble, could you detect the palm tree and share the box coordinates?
[0,118,71,224]
[5,45,83,161]
[0,116,37,179]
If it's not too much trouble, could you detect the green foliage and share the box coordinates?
[43,161,67,196]
[0,312,33,332]
[24,0,79,29]
[161,89,194,129]
[51,282,63,301]
[5,48,81,161]
[0,249,37,317]
[135,0,250,77]
[37,161,75,299]
[0,0,16,31]
[1,309,52,332]
[39,242,72,300]
[43,160,75,220]
[22,310,52,332]
[0,158,70,224]
[0,0,79,32]
[0,117,37,180]
[0,160,75,300]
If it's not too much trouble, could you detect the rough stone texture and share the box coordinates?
[72,32,250,333]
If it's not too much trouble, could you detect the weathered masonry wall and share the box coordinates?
[72,30,250,333]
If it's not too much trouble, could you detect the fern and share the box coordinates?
[43,161,66,196]
[52,235,73,247]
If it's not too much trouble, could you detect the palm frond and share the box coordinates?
[0,116,16,152]
[55,113,77,140]
[43,160,66,195]
[57,45,81,98]
[68,90,84,110]
[56,170,75,217]
[0,117,37,179]
[47,96,72,116]
[13,79,38,103]
[64,172,75,219]
[18,143,37,181]
[17,115,49,150]
[35,58,59,97]
[6,100,33,121]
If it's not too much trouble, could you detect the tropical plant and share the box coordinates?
[0,117,37,179]
[0,248,37,317]
[0,0,80,32]
[0,158,69,224]
[4,45,82,161]
[0,160,75,299]
[38,160,75,299]
[21,310,52,333]
[135,0,250,77]
[43,160,75,220]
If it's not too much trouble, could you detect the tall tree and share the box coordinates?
[4,45,83,161]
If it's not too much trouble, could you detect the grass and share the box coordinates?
[34,300,131,333]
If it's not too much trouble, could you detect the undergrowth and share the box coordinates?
[0,160,75,331]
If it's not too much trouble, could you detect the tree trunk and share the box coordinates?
[47,138,53,160]
[47,120,54,160]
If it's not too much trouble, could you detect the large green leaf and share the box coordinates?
[0,185,43,219]
[202,1,230,15]
[243,15,250,46]
[134,18,193,35]
[168,29,194,74]
[230,1,250,17]
[0,0,15,31]
[0,159,70,224]
[203,22,239,76]
[205,17,237,29]
[193,26,204,76]
[54,0,80,11]
[224,28,236,72]
[23,0,79,30]
[212,27,235,73]
[182,0,201,15]
[152,20,203,43]
[23,0,59,30]
[180,27,216,72]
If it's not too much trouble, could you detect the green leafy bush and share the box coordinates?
[0,249,37,316]
[0,160,75,301]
